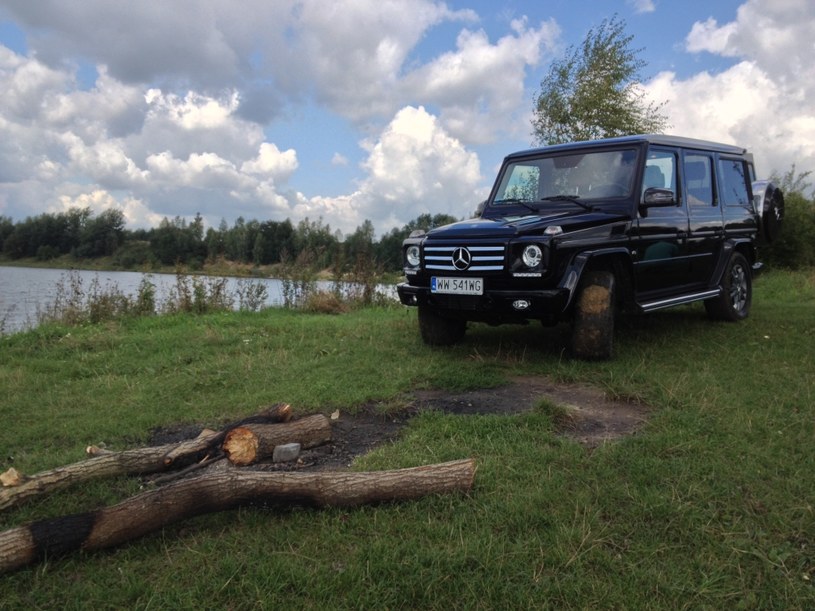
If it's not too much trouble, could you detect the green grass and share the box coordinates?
[1,269,814,608]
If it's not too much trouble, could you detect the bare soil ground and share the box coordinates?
[410,375,650,448]
[150,376,650,472]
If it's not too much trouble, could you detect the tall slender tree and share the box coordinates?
[532,16,668,145]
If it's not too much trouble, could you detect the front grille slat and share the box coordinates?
[422,243,506,273]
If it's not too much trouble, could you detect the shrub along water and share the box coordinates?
[28,258,390,332]
[34,268,271,329]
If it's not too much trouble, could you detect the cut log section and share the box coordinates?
[223,415,332,466]
[0,458,476,574]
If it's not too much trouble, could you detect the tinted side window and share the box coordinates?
[718,158,750,207]
[684,154,714,207]
[643,149,677,199]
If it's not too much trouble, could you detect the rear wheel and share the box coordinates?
[418,306,466,346]
[705,252,752,321]
[570,271,616,360]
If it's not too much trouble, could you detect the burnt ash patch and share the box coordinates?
[149,376,650,471]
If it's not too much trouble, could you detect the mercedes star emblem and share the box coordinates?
[452,247,471,270]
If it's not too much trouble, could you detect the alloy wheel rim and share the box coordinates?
[729,264,747,311]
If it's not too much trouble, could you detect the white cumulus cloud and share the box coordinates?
[298,106,484,235]
[647,0,815,176]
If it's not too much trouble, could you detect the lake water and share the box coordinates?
[0,266,292,335]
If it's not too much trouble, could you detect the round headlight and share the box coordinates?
[522,244,543,268]
[406,245,421,267]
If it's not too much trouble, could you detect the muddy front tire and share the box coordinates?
[418,306,466,346]
[570,271,616,360]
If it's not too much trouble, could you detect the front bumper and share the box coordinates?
[396,282,570,322]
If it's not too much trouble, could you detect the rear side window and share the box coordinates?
[684,154,714,207]
[718,158,750,207]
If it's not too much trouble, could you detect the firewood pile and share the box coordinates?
[0,404,475,574]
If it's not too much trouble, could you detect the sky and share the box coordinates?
[0,0,813,238]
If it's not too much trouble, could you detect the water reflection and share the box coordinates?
[0,266,288,334]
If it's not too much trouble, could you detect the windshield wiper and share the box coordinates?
[492,198,539,213]
[540,195,594,211]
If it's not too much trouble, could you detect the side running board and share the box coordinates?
[639,289,721,313]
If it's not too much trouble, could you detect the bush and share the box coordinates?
[234,279,269,312]
[163,271,233,314]
[36,244,60,261]
[112,241,156,269]
[301,290,349,315]
[134,276,157,316]
[279,249,319,308]
[762,191,815,269]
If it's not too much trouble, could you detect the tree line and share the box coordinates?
[0,209,460,274]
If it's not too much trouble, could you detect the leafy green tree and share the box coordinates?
[252,219,294,265]
[773,164,813,199]
[62,207,92,254]
[244,219,261,264]
[206,219,229,261]
[225,217,250,262]
[293,217,338,268]
[149,217,181,265]
[252,232,267,265]
[0,215,13,252]
[76,208,125,258]
[344,220,375,263]
[532,16,668,145]
[2,212,74,259]
[149,216,205,266]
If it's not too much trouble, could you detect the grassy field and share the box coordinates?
[1,269,814,608]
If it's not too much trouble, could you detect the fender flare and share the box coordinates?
[558,247,632,308]
[709,239,756,287]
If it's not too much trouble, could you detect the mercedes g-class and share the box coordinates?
[396,134,784,359]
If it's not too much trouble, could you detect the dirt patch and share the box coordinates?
[411,376,649,448]
[150,376,650,472]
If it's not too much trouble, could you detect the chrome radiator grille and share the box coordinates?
[423,244,505,272]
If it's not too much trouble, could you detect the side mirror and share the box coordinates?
[473,200,487,217]
[642,187,676,207]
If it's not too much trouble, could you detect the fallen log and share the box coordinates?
[223,414,332,466]
[0,458,476,574]
[0,430,219,513]
[0,404,293,512]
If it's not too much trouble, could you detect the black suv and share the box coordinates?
[396,134,784,359]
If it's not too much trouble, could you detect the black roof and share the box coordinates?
[507,134,749,159]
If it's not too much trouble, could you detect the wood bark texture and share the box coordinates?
[0,458,476,574]
[223,415,332,466]
[0,404,293,512]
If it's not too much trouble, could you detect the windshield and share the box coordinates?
[492,148,638,206]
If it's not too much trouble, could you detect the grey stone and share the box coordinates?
[272,443,301,463]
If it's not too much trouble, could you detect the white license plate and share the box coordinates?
[431,276,483,295]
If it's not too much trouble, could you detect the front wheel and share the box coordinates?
[570,271,616,360]
[705,252,752,321]
[418,306,466,346]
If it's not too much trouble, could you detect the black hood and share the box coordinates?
[425,209,628,239]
